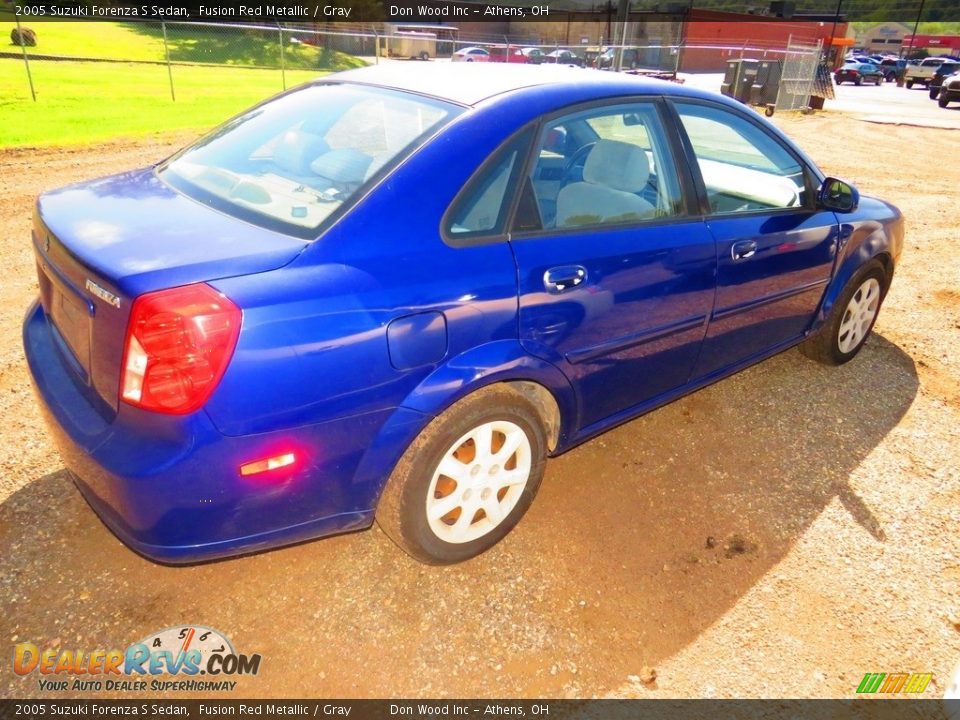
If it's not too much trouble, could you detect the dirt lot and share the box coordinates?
[1,114,958,700]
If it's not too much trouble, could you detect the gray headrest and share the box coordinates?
[583,140,650,193]
[273,131,329,176]
[310,148,373,186]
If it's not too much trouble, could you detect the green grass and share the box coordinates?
[0,16,368,71]
[0,59,324,147]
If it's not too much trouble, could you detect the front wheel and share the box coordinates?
[930,86,939,99]
[376,386,547,564]
[906,80,914,88]
[799,262,887,366]
[940,95,951,108]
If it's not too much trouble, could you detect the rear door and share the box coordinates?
[509,99,717,429]
[669,99,838,379]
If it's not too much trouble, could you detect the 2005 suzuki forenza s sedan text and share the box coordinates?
[24,64,903,565]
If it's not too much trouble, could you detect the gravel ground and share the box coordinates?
[0,114,958,700]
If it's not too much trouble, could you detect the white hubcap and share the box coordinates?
[425,420,532,544]
[838,277,880,354]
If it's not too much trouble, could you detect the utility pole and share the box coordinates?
[614,0,630,71]
[901,0,926,61]
[827,0,842,67]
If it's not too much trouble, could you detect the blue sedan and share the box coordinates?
[24,64,904,565]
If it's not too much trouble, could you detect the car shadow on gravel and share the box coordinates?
[0,334,917,699]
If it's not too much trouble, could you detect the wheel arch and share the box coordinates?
[398,339,576,452]
[351,340,578,512]
[814,226,896,332]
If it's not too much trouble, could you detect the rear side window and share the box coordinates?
[524,102,683,232]
[159,84,460,239]
[444,128,533,242]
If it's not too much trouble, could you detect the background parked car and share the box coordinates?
[938,72,960,107]
[452,47,490,63]
[905,56,960,88]
[928,60,960,99]
[488,45,530,64]
[835,62,883,85]
[879,58,907,82]
[542,49,585,67]
[520,48,545,64]
[595,47,641,70]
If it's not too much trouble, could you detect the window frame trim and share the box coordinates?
[439,123,539,248]
[508,95,701,242]
[664,97,823,221]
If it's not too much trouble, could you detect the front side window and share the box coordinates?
[673,102,807,215]
[524,102,683,231]
[159,84,460,238]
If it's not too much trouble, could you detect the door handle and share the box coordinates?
[543,265,587,293]
[731,240,758,261]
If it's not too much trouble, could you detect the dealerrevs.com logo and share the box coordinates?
[13,625,262,692]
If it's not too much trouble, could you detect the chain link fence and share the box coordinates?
[776,37,824,112]
[3,19,822,112]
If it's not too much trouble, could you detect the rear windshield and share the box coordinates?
[159,83,461,239]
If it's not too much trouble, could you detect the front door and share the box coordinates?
[670,100,838,378]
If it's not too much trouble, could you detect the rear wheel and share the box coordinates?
[906,80,914,88]
[855,76,862,86]
[941,95,951,108]
[376,386,547,564]
[419,51,429,61]
[930,86,939,99]
[799,261,887,366]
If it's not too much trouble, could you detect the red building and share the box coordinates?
[901,35,960,56]
[679,10,848,72]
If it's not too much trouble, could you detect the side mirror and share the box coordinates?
[818,177,859,213]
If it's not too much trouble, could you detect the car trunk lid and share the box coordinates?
[34,167,308,416]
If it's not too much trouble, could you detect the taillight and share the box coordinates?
[120,283,241,415]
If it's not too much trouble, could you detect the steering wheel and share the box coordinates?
[562,142,596,187]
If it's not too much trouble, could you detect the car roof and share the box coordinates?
[331,63,682,107]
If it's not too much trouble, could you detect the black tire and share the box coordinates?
[854,76,862,86]
[799,261,888,366]
[419,51,429,61]
[376,385,547,565]
[906,80,914,89]
[930,86,939,99]
[940,95,950,108]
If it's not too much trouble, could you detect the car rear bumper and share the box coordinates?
[23,299,393,564]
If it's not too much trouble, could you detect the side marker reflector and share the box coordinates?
[240,453,296,477]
